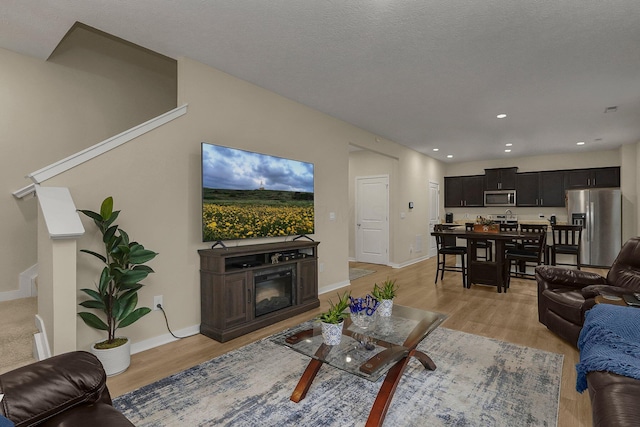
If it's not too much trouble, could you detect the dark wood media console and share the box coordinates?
[198,240,320,342]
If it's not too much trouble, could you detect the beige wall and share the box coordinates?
[42,57,359,350]
[1,32,176,296]
[348,148,445,265]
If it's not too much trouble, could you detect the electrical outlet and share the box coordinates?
[153,295,163,310]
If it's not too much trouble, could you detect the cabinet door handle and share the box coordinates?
[248,288,252,304]
[540,198,543,206]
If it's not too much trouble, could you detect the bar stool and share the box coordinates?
[551,224,582,269]
[504,224,547,291]
[465,223,493,261]
[434,224,467,288]
[499,223,519,253]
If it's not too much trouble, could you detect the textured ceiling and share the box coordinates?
[2,0,640,163]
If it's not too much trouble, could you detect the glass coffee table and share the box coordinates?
[273,305,447,427]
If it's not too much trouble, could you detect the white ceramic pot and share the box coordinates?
[378,299,394,317]
[321,321,344,345]
[90,338,131,376]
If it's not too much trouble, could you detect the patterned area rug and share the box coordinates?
[114,327,562,426]
[349,268,375,281]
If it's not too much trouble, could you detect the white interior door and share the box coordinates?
[428,181,439,258]
[355,175,389,265]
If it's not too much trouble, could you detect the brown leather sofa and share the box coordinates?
[536,236,640,347]
[0,351,133,427]
[587,370,640,427]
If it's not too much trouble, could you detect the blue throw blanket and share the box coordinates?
[576,304,640,392]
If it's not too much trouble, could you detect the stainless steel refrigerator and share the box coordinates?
[566,188,621,267]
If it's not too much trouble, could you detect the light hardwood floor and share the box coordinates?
[108,257,597,426]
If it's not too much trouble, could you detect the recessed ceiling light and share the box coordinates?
[505,149,512,153]
[447,154,453,158]
[577,141,585,146]
[496,114,507,119]
[505,143,513,147]
[433,148,439,152]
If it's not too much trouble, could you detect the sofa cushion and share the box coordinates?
[0,352,107,427]
[541,287,585,325]
[40,403,134,427]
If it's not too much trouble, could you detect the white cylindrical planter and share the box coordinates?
[378,299,394,317]
[321,321,344,345]
[90,338,131,376]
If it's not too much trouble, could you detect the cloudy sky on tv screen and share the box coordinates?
[202,144,313,192]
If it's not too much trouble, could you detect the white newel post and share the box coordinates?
[36,186,85,356]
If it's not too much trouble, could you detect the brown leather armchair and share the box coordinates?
[536,236,640,347]
[0,351,133,427]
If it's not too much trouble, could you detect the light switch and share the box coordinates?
[329,212,336,221]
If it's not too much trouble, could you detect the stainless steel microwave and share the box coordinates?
[484,190,516,207]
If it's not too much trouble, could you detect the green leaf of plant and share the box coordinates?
[128,249,158,265]
[78,312,108,330]
[120,269,150,285]
[79,249,107,264]
[80,287,103,302]
[119,283,144,293]
[119,229,129,246]
[115,292,138,321]
[98,267,112,295]
[103,210,120,229]
[79,300,105,310]
[132,265,154,273]
[78,209,102,222]
[100,197,114,220]
[103,225,118,245]
[118,307,151,329]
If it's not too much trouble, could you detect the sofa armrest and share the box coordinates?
[582,285,637,299]
[536,266,607,291]
[0,351,109,427]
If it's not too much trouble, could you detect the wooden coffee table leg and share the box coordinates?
[290,358,324,402]
[412,350,437,371]
[365,351,413,427]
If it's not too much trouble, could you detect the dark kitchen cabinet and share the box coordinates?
[445,175,484,207]
[565,167,620,189]
[516,171,565,207]
[516,173,539,206]
[539,171,566,206]
[484,167,517,190]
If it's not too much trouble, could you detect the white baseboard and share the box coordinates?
[130,324,201,355]
[0,264,38,302]
[389,254,430,269]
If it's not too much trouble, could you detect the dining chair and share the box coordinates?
[499,223,519,252]
[550,224,582,269]
[434,224,467,288]
[503,224,547,291]
[465,223,493,261]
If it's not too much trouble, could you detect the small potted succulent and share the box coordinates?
[372,278,398,317]
[318,291,350,345]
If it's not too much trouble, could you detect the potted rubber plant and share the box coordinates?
[372,278,398,317]
[78,196,158,376]
[318,291,350,345]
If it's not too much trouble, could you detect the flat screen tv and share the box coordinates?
[201,142,314,243]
